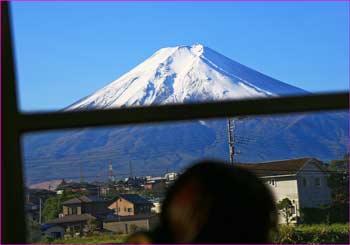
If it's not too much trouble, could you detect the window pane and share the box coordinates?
[10,1,349,112]
[22,110,349,243]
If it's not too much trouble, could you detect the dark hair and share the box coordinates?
[153,160,277,243]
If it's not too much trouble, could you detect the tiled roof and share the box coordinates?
[118,194,151,204]
[46,214,96,224]
[62,195,106,205]
[62,197,82,205]
[237,158,323,177]
[41,223,60,230]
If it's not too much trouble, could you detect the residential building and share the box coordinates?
[41,224,65,240]
[164,172,178,181]
[43,195,112,239]
[108,194,153,216]
[42,214,96,239]
[238,158,332,223]
[144,179,166,191]
[56,181,99,195]
[149,197,163,214]
[62,195,111,218]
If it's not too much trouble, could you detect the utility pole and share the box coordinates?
[79,162,84,183]
[39,198,42,224]
[227,118,236,164]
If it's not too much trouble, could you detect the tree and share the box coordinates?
[42,190,83,222]
[327,154,349,204]
[85,218,97,236]
[277,198,294,225]
[42,196,61,222]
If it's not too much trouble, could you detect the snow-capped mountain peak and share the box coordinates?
[67,44,306,110]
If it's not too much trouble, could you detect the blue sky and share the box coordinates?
[11,1,349,112]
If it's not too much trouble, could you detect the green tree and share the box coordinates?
[42,190,83,222]
[277,198,294,225]
[42,196,62,222]
[327,154,349,204]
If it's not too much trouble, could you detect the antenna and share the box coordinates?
[108,160,115,181]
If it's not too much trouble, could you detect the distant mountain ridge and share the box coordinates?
[24,44,348,184]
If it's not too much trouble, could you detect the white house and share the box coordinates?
[164,172,178,181]
[238,158,332,224]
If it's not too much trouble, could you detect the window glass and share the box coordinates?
[302,177,308,187]
[22,110,348,243]
[10,1,349,113]
[291,205,296,215]
[315,177,321,186]
[10,1,349,243]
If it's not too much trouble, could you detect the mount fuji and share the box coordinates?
[23,44,348,184]
[67,44,306,110]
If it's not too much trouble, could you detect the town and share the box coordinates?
[26,166,177,242]
[25,157,349,243]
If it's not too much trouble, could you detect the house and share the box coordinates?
[43,195,112,239]
[238,158,332,223]
[108,194,153,216]
[56,181,99,196]
[62,195,111,218]
[125,177,146,190]
[103,214,159,234]
[164,172,178,181]
[143,179,166,191]
[98,183,115,196]
[149,197,163,214]
[41,223,65,240]
[43,214,96,238]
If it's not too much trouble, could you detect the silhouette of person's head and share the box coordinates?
[153,160,277,243]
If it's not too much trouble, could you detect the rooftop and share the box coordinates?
[117,194,151,204]
[45,214,96,224]
[237,158,325,177]
[57,182,99,190]
[62,195,107,205]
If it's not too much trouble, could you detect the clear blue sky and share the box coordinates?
[11,1,349,112]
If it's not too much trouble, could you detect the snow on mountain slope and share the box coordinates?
[67,44,307,110]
